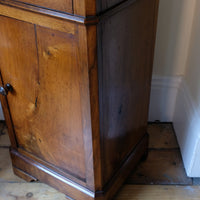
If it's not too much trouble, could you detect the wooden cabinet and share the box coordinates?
[0,0,159,199]
[13,0,73,13]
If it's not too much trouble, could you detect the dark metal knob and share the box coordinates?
[0,83,13,96]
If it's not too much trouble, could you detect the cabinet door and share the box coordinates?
[13,0,73,14]
[0,16,88,182]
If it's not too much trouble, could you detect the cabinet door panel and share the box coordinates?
[13,0,73,14]
[0,16,86,180]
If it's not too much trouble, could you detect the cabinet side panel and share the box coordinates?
[99,0,125,12]
[85,25,103,191]
[98,0,158,184]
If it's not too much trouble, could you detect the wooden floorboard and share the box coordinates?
[0,122,10,147]
[127,149,192,185]
[115,185,200,200]
[0,122,199,199]
[0,183,67,200]
[148,123,179,149]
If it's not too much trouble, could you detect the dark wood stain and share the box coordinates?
[148,123,179,149]
[0,0,159,199]
[127,150,193,185]
[98,0,159,185]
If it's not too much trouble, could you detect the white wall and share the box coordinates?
[185,0,200,108]
[150,0,200,177]
[149,0,196,122]
[153,0,195,77]
[173,0,200,177]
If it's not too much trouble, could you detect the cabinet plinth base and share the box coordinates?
[10,134,148,200]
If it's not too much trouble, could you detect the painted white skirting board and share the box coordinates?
[148,75,182,122]
[149,75,200,177]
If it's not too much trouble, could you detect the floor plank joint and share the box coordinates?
[0,122,199,199]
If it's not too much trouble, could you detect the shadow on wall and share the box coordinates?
[173,0,200,177]
[148,76,182,122]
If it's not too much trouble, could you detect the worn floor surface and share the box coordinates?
[0,121,200,199]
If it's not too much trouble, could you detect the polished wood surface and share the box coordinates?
[13,0,73,13]
[127,123,192,185]
[0,0,159,199]
[2,0,96,16]
[86,25,103,191]
[115,185,200,200]
[0,3,77,33]
[1,123,200,200]
[0,16,88,181]
[98,0,158,185]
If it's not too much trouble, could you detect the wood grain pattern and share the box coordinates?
[10,149,96,200]
[0,16,89,182]
[8,0,95,16]
[34,25,87,180]
[148,123,179,149]
[100,134,148,200]
[85,25,103,191]
[85,0,96,16]
[13,167,38,182]
[0,182,67,200]
[115,185,200,200]
[75,24,99,191]
[2,184,200,200]
[10,134,148,200]
[127,150,193,185]
[0,3,76,33]
[0,0,159,199]
[12,0,73,13]
[73,0,96,16]
[73,0,86,16]
[0,17,38,150]
[98,0,158,185]
[1,0,96,17]
[1,123,200,200]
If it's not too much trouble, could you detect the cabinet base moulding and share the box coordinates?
[10,134,148,200]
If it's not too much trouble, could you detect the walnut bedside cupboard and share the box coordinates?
[0,0,159,199]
